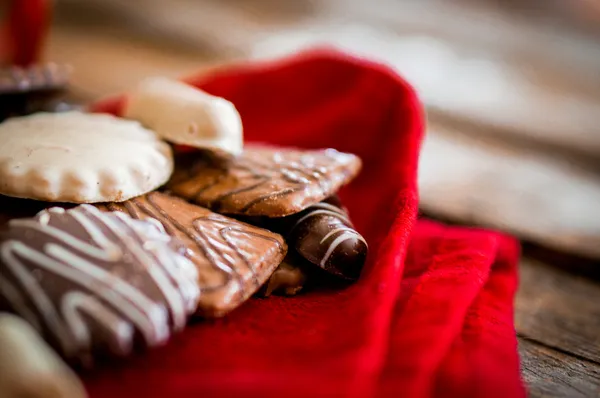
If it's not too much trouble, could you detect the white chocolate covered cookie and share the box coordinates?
[124,77,243,156]
[0,314,87,398]
[0,111,173,203]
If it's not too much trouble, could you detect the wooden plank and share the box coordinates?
[522,243,600,279]
[515,259,600,363]
[45,26,229,101]
[420,125,600,262]
[519,338,600,398]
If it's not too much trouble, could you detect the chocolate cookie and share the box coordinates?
[260,255,309,297]
[168,145,362,217]
[0,194,58,226]
[0,63,72,120]
[0,205,200,365]
[100,192,287,317]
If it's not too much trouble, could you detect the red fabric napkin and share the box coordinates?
[88,50,525,398]
[1,0,50,66]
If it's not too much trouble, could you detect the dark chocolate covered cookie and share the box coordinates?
[0,205,200,365]
[0,63,73,120]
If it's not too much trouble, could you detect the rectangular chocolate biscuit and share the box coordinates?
[100,192,287,317]
[168,146,361,217]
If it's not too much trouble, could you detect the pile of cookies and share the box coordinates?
[0,69,367,373]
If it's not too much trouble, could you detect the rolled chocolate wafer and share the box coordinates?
[0,205,200,365]
[0,63,72,120]
[285,196,368,280]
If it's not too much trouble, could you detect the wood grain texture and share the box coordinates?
[45,27,228,100]
[516,259,600,363]
[519,338,600,398]
[420,124,600,260]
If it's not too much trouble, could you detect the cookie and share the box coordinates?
[260,256,308,297]
[168,146,362,217]
[0,63,70,95]
[0,314,87,398]
[254,196,368,281]
[124,77,243,156]
[0,111,173,203]
[0,194,59,226]
[100,192,287,317]
[0,205,200,364]
[0,63,72,121]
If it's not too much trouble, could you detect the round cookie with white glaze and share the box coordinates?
[124,77,243,156]
[0,205,200,365]
[0,111,173,203]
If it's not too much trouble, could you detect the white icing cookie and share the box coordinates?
[124,77,243,156]
[0,314,87,398]
[0,111,173,203]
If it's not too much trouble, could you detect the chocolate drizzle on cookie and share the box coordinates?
[0,64,71,95]
[168,146,362,217]
[100,192,287,317]
[0,205,200,364]
[0,63,73,121]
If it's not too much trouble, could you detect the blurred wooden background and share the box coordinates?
[45,1,600,396]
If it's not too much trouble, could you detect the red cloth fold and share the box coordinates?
[88,50,525,398]
[1,0,50,66]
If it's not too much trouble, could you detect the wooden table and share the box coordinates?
[517,258,600,397]
[45,3,600,395]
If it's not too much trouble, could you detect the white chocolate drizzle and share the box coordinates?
[0,205,200,361]
[320,228,368,267]
[287,201,368,269]
[291,202,352,233]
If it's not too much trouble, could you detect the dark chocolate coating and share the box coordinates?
[0,205,200,365]
[0,194,58,226]
[0,64,72,121]
[286,197,367,280]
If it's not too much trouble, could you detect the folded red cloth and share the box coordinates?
[1,0,50,66]
[88,50,525,398]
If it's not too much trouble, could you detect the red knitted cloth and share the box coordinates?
[88,50,525,398]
